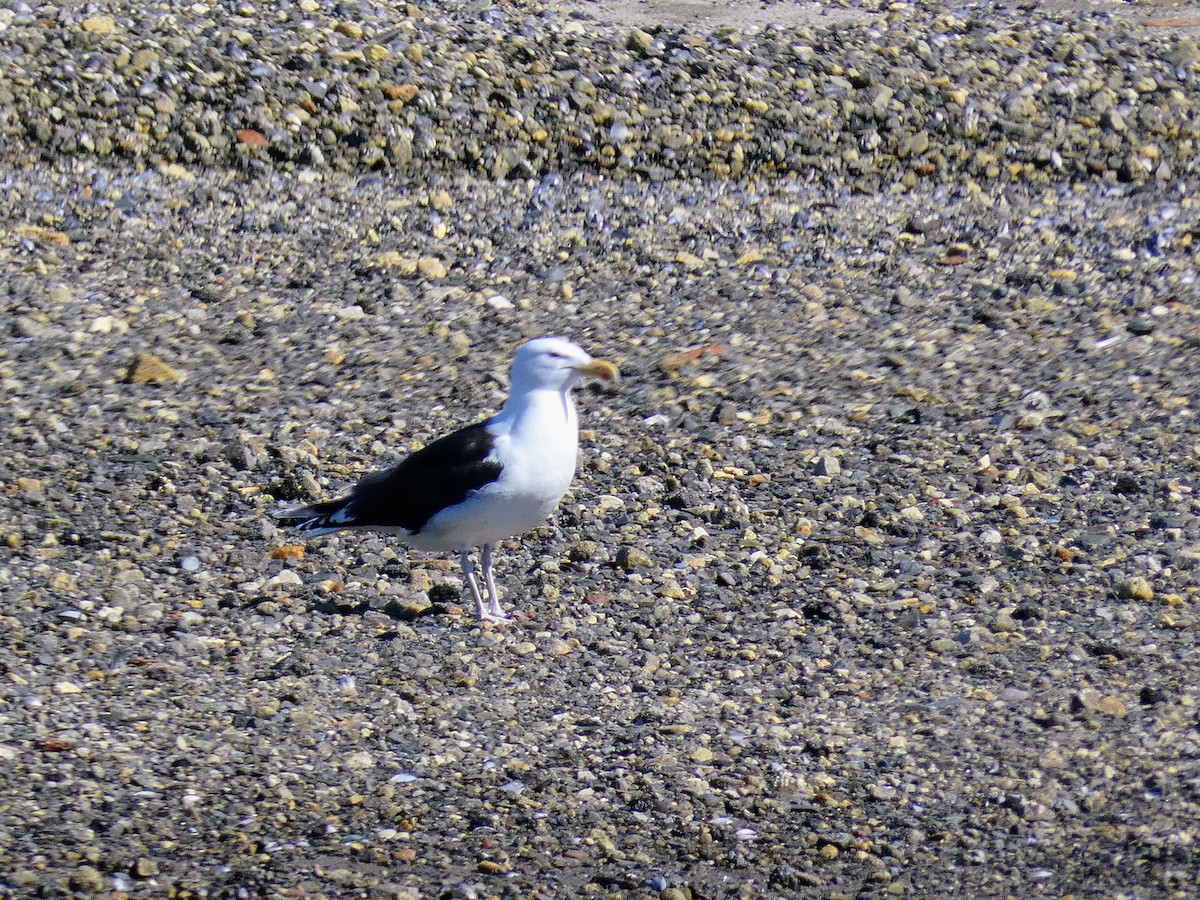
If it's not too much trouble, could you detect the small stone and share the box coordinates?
[690,747,714,763]
[133,857,159,878]
[957,626,992,644]
[384,84,419,102]
[1077,689,1128,717]
[1128,316,1155,336]
[130,48,160,71]
[343,751,375,770]
[236,129,269,148]
[1113,475,1142,496]
[17,225,69,246]
[1116,577,1153,601]
[814,454,841,477]
[512,642,538,656]
[265,570,303,590]
[627,27,653,52]
[49,571,77,593]
[568,541,598,562]
[714,402,739,426]
[89,315,125,334]
[409,569,434,593]
[417,256,447,278]
[69,866,106,892]
[126,352,182,384]
[54,682,83,695]
[81,15,116,34]
[615,547,653,570]
[658,348,705,372]
[992,612,1017,633]
[657,580,686,600]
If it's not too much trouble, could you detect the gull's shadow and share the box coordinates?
[308,596,449,622]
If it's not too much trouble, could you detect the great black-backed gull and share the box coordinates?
[276,337,618,622]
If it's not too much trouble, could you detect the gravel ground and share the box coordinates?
[3,1,1200,898]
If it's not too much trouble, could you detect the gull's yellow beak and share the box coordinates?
[576,358,619,383]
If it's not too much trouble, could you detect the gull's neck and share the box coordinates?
[494,384,577,434]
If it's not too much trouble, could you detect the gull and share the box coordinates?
[276,336,618,622]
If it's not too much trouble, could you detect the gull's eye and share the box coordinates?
[548,351,564,359]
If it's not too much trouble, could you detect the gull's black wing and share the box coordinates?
[277,420,503,535]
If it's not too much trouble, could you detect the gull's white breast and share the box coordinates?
[411,388,580,550]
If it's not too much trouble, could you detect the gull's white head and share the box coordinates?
[510,336,619,393]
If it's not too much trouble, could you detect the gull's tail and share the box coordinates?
[274,497,354,537]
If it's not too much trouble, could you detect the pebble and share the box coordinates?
[133,857,159,878]
[417,257,447,279]
[80,15,114,35]
[1076,690,1129,718]
[265,570,304,590]
[814,454,841,477]
[616,547,654,570]
[125,352,182,384]
[0,1,1192,187]
[1116,577,1154,601]
[68,866,106,892]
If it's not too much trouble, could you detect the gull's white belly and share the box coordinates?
[412,482,565,550]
